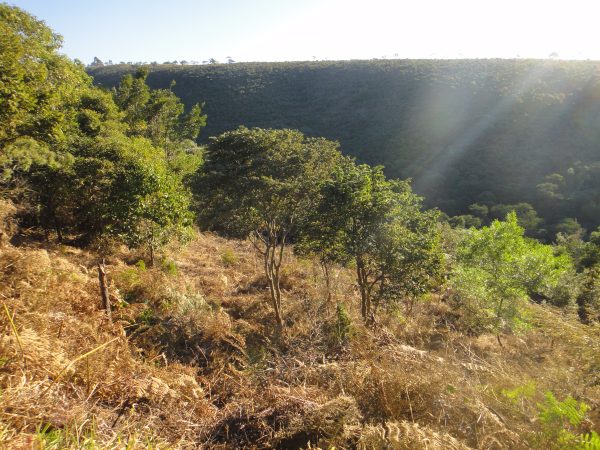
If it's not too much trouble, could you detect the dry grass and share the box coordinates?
[0,227,598,449]
[0,199,17,246]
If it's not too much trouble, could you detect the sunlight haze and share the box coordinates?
[10,0,600,63]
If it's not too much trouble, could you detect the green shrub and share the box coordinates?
[220,248,237,267]
[450,213,573,337]
[333,303,352,345]
[501,381,536,405]
[137,308,156,326]
[161,258,178,276]
[535,392,594,449]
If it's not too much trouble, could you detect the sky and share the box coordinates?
[9,0,600,64]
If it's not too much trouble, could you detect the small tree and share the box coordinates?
[198,127,341,326]
[124,174,194,266]
[451,212,572,342]
[298,160,442,321]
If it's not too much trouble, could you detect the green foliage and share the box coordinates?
[489,203,544,238]
[580,432,600,450]
[197,126,342,325]
[576,265,600,323]
[198,126,341,238]
[220,248,237,267]
[0,138,68,183]
[451,212,573,334]
[0,4,89,147]
[501,381,537,404]
[449,214,482,229]
[536,392,594,450]
[298,159,442,320]
[333,303,352,345]
[556,218,585,237]
[0,4,197,258]
[499,384,598,450]
[137,308,156,326]
[114,67,206,147]
[161,258,178,276]
[90,60,600,233]
[537,162,600,236]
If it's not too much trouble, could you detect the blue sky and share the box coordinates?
[9,0,600,64]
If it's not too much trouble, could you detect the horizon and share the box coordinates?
[9,0,600,65]
[89,57,600,67]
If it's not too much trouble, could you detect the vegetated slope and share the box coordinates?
[1,202,598,449]
[89,59,600,229]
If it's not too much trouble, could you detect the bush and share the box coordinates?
[534,392,594,449]
[161,258,178,276]
[333,303,352,345]
[450,213,573,337]
[220,248,237,267]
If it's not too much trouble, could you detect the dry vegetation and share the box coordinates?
[0,205,598,449]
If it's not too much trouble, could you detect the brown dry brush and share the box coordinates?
[0,217,598,448]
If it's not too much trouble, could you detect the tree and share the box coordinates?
[0,4,89,148]
[114,69,206,148]
[120,170,194,266]
[0,4,198,256]
[555,218,584,237]
[451,212,572,341]
[489,203,544,238]
[65,130,193,254]
[298,160,442,321]
[90,57,104,67]
[114,68,151,135]
[197,127,342,326]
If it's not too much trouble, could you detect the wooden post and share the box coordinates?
[98,260,112,322]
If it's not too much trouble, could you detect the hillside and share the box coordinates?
[3,6,600,448]
[1,205,599,448]
[89,60,600,230]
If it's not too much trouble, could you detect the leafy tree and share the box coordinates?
[489,203,544,238]
[298,160,442,321]
[468,203,489,222]
[90,57,104,67]
[0,138,66,185]
[555,218,585,237]
[197,127,342,326]
[451,212,572,341]
[114,68,152,135]
[0,4,89,148]
[1,5,197,257]
[586,228,600,266]
[449,214,482,229]
[114,68,206,149]
[177,103,207,142]
[69,130,193,257]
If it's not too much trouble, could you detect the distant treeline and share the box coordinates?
[88,60,600,236]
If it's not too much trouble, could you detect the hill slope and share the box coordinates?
[89,59,600,228]
[1,203,598,448]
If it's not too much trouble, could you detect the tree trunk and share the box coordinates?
[264,244,283,327]
[98,261,112,323]
[356,259,369,320]
[322,262,332,303]
[267,274,283,327]
[55,221,63,243]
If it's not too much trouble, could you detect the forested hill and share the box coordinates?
[89,60,600,231]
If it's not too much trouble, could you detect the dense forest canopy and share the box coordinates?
[89,60,600,235]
